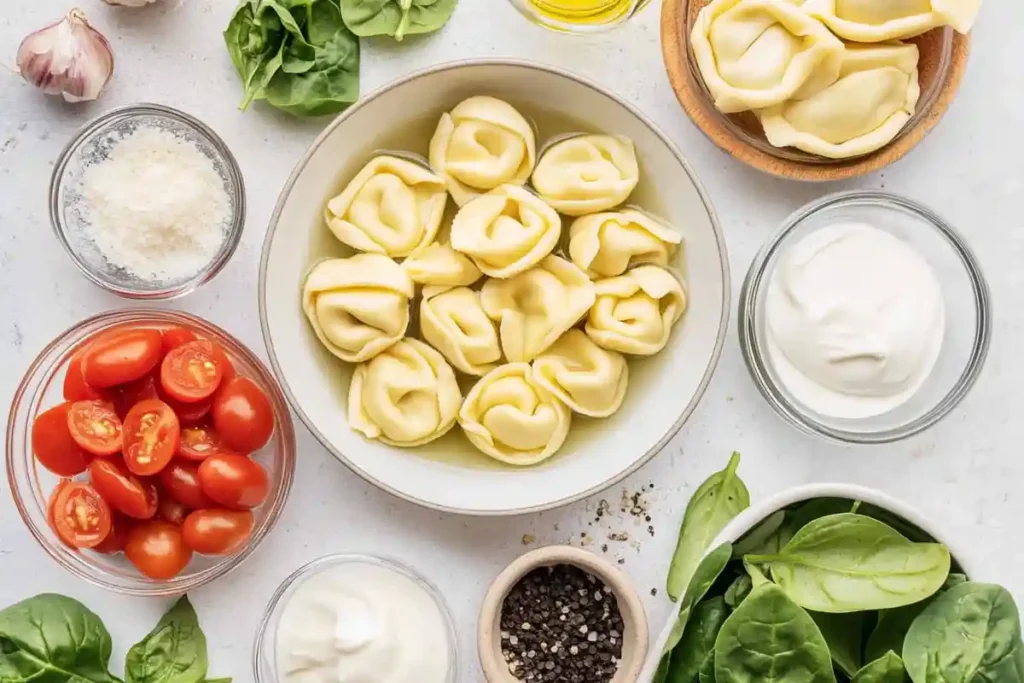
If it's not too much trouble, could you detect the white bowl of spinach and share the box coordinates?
[643,453,1023,683]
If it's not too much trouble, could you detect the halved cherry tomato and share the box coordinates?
[161,341,225,403]
[198,454,269,509]
[49,482,112,549]
[114,374,160,419]
[212,378,274,453]
[158,499,188,526]
[161,395,212,425]
[81,328,163,389]
[125,521,192,579]
[67,401,123,456]
[181,509,253,555]
[161,326,197,354]
[176,425,228,461]
[88,458,158,519]
[159,461,213,509]
[122,399,180,476]
[93,513,131,554]
[32,403,91,476]
[63,351,109,402]
[47,479,72,546]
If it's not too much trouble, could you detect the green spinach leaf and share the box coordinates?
[743,559,770,588]
[850,652,905,683]
[733,511,786,557]
[810,611,865,677]
[340,0,457,40]
[724,575,752,609]
[699,653,717,683]
[667,597,729,683]
[125,597,214,683]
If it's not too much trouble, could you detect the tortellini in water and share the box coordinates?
[420,287,502,376]
[324,156,448,258]
[586,265,688,356]
[568,209,683,279]
[798,0,981,41]
[481,256,596,363]
[429,96,537,207]
[691,0,845,114]
[533,330,629,418]
[302,254,414,363]
[458,363,571,466]
[348,339,462,447]
[450,184,561,279]
[531,135,640,216]
[401,240,482,297]
[758,42,921,159]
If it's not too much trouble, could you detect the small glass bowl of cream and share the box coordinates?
[739,191,991,444]
[253,554,459,683]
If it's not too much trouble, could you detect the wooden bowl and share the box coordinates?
[660,0,971,181]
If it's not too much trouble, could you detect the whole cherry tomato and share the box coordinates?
[161,326,197,354]
[212,378,274,453]
[176,425,228,461]
[124,521,192,579]
[63,351,109,402]
[198,454,269,509]
[88,458,158,519]
[67,400,123,456]
[159,461,213,509]
[160,394,212,425]
[122,399,180,476]
[93,513,131,554]
[81,328,163,389]
[158,499,188,526]
[49,482,112,549]
[181,509,253,556]
[161,341,225,403]
[32,403,91,476]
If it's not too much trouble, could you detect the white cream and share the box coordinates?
[276,561,451,683]
[765,222,945,419]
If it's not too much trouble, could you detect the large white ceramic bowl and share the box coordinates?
[259,59,729,515]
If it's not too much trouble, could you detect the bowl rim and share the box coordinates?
[257,57,732,516]
[49,102,247,301]
[738,189,992,444]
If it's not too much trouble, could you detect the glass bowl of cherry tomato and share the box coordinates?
[7,309,296,596]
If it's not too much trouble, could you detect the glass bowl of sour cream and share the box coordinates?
[739,191,991,444]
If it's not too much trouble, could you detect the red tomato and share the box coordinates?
[161,326,197,354]
[63,351,109,402]
[176,425,228,461]
[159,461,213,509]
[212,378,274,453]
[32,403,91,476]
[181,509,253,555]
[161,395,212,425]
[158,499,187,526]
[93,513,131,554]
[198,454,269,509]
[88,458,158,519]
[122,399,180,476]
[125,521,193,579]
[81,329,163,389]
[66,400,123,456]
[46,479,73,546]
[49,482,112,549]
[160,341,225,403]
[114,374,160,419]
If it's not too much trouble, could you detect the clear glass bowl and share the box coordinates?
[508,0,651,33]
[7,309,296,596]
[253,554,459,683]
[739,191,991,444]
[49,103,246,300]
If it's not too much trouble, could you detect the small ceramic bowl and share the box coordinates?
[739,191,991,444]
[507,0,652,33]
[50,103,246,299]
[479,545,649,683]
[660,0,970,180]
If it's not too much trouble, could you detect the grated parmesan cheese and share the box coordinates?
[81,126,230,282]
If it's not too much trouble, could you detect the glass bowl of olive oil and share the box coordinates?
[509,0,651,33]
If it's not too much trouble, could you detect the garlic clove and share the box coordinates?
[17,8,114,103]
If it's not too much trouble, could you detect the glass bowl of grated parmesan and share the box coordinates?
[50,103,245,299]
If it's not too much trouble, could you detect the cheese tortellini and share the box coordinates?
[586,265,688,356]
[450,184,561,279]
[348,339,462,447]
[759,42,921,159]
[798,0,981,41]
[458,363,571,466]
[481,256,596,363]
[429,96,537,207]
[401,240,482,296]
[531,135,640,216]
[420,287,502,376]
[533,330,629,418]
[302,254,414,363]
[691,0,844,114]
[568,209,683,279]
[324,156,448,258]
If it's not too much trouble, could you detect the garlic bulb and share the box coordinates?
[17,9,114,103]
[103,0,160,6]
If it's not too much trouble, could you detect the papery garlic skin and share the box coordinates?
[17,8,114,103]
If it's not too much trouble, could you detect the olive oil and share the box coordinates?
[520,0,649,28]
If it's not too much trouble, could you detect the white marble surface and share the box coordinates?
[0,1,1021,680]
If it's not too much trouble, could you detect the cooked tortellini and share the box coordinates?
[758,42,921,159]
[568,209,683,279]
[533,330,629,418]
[531,135,639,216]
[458,363,571,466]
[481,256,596,363]
[401,240,482,296]
[324,156,448,258]
[691,0,845,114]
[302,254,414,363]
[798,0,981,41]
[348,339,462,447]
[420,287,502,376]
[429,96,537,207]
[586,265,687,356]
[450,184,561,279]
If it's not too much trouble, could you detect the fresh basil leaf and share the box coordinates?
[732,511,786,557]
[125,596,208,683]
[850,651,905,683]
[724,575,752,609]
[667,597,729,683]
[340,0,458,40]
[667,452,749,601]
[810,611,865,677]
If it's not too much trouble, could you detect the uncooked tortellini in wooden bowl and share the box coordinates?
[568,209,683,279]
[531,135,639,216]
[586,265,688,356]
[800,0,982,41]
[420,287,501,376]
[533,330,629,418]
